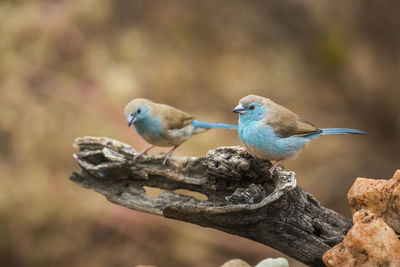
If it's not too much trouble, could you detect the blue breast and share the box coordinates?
[239,120,310,160]
[134,116,163,140]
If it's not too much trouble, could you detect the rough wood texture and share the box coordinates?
[70,136,352,266]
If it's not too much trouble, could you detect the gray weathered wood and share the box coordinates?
[70,136,352,266]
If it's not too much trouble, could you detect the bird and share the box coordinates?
[124,98,237,164]
[232,95,367,173]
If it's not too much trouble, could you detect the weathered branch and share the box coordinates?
[70,136,352,266]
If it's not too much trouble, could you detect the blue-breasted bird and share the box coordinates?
[124,98,237,164]
[232,95,367,173]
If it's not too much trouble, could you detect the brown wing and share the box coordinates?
[262,99,320,137]
[293,119,321,136]
[270,118,321,138]
[155,103,194,130]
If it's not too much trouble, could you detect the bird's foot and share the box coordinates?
[162,145,179,165]
[133,153,143,161]
[162,155,169,165]
[269,160,284,175]
[133,145,155,161]
[241,149,256,159]
[162,151,173,165]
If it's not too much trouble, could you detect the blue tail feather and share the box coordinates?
[304,128,368,140]
[320,128,368,135]
[192,120,237,130]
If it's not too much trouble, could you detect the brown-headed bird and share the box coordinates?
[124,98,237,164]
[232,95,367,173]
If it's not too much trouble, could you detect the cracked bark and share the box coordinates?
[70,136,352,266]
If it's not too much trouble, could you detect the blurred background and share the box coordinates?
[0,0,399,266]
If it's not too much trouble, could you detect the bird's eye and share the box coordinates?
[249,105,255,110]
[137,108,141,114]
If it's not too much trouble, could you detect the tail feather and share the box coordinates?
[303,128,368,140]
[192,120,237,130]
[320,128,368,135]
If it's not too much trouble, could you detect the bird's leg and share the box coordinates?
[134,145,155,160]
[162,145,179,165]
[269,160,284,174]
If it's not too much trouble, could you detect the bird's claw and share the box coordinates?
[132,145,155,161]
[133,151,147,161]
[133,154,143,161]
[269,161,284,175]
[161,145,179,165]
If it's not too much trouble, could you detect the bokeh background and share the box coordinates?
[1,1,399,266]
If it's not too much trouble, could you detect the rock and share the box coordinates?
[220,259,251,267]
[254,257,289,267]
[323,210,400,266]
[347,169,400,234]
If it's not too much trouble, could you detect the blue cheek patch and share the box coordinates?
[239,104,266,125]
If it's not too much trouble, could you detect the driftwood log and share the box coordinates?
[70,136,352,266]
